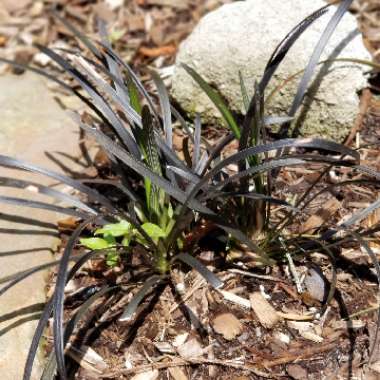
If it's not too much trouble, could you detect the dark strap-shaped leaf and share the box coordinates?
[0,176,96,214]
[0,195,91,219]
[79,123,210,214]
[0,155,117,213]
[98,19,131,107]
[175,253,223,289]
[260,4,330,92]
[35,44,140,158]
[119,275,164,321]
[192,114,202,170]
[41,285,117,380]
[22,248,112,380]
[53,218,98,380]
[151,70,173,149]
[288,0,354,119]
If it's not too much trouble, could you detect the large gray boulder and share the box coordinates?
[171,0,371,141]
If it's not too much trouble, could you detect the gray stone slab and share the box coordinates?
[0,72,82,379]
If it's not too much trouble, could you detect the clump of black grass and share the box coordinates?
[1,0,380,378]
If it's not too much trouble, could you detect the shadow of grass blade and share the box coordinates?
[182,64,240,138]
[119,275,164,321]
[0,261,60,297]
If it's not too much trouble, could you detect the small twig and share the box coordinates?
[228,268,285,282]
[101,357,278,379]
[346,303,379,320]
[285,252,304,294]
[344,88,372,147]
[169,275,205,313]
[263,342,337,368]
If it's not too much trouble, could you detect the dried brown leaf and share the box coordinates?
[212,313,242,340]
[250,292,280,328]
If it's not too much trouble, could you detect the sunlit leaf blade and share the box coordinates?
[182,64,240,138]
[194,138,358,195]
[99,43,159,119]
[215,155,354,190]
[166,166,200,185]
[79,122,210,214]
[239,71,250,113]
[72,54,141,128]
[204,191,301,212]
[98,19,130,106]
[51,9,104,61]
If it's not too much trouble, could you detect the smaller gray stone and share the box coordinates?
[171,0,371,141]
[304,267,327,302]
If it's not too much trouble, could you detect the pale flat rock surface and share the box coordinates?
[172,0,371,141]
[0,72,81,379]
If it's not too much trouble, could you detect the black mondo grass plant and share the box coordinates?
[1,0,380,378]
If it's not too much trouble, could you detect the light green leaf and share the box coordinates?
[109,28,126,43]
[182,64,240,138]
[80,237,112,250]
[141,222,166,241]
[167,202,173,219]
[122,235,131,247]
[95,220,132,237]
[106,251,119,267]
